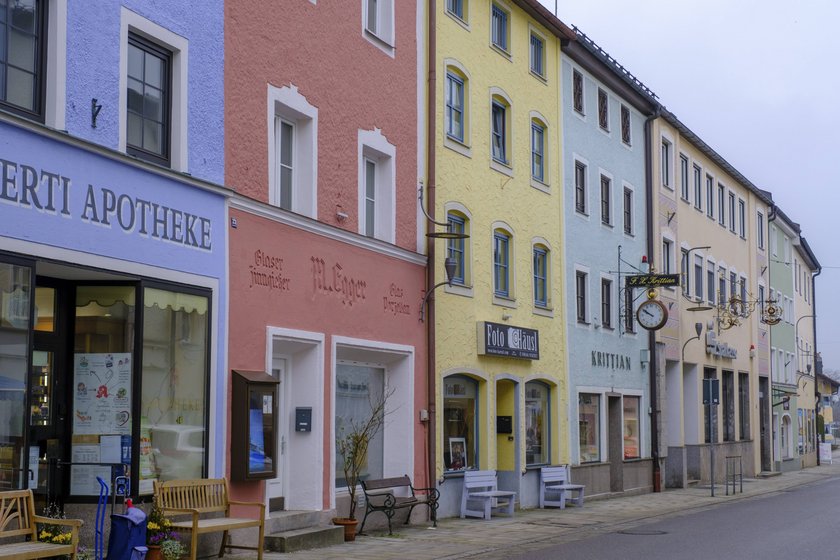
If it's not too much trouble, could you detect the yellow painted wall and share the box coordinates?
[433,0,568,478]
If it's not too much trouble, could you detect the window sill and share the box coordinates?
[492,295,517,309]
[445,283,473,298]
[574,108,586,120]
[576,320,590,327]
[490,43,512,61]
[530,69,547,85]
[444,136,472,158]
[363,29,395,57]
[622,140,632,149]
[533,306,553,318]
[601,221,613,229]
[530,177,550,194]
[623,231,635,238]
[575,210,589,219]
[599,125,611,136]
[490,158,513,177]
[662,183,673,191]
[445,10,470,31]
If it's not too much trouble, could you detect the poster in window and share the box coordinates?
[73,353,132,435]
[448,437,467,471]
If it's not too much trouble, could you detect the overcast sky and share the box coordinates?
[541,0,840,370]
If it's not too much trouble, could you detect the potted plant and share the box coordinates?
[160,537,186,560]
[146,498,178,560]
[333,389,391,541]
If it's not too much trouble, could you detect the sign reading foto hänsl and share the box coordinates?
[477,322,540,360]
[625,274,681,288]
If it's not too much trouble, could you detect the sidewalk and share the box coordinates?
[259,454,840,559]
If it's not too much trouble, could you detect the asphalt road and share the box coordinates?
[508,478,838,560]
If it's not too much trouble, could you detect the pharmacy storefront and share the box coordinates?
[0,122,227,512]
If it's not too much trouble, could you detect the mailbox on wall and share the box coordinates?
[231,370,280,481]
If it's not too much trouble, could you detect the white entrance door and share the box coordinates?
[266,357,287,511]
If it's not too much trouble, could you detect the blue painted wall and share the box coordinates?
[561,57,651,463]
[64,1,224,184]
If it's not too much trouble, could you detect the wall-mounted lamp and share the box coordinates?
[418,183,470,240]
[419,257,457,322]
[681,246,714,312]
[681,322,704,362]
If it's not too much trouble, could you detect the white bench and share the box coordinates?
[460,470,516,520]
[539,465,585,509]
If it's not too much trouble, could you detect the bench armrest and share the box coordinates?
[33,515,84,528]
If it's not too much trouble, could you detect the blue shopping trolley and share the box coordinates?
[95,474,148,560]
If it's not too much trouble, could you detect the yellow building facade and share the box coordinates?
[427,0,573,513]
[650,111,774,486]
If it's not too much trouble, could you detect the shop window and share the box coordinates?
[525,381,549,465]
[704,368,717,444]
[0,262,32,490]
[578,393,600,463]
[444,375,477,471]
[34,286,55,332]
[335,364,385,486]
[139,287,209,494]
[623,396,640,459]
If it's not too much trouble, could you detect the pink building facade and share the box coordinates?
[224,0,427,522]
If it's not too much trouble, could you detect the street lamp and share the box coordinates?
[419,257,457,322]
[680,246,713,311]
[681,322,704,362]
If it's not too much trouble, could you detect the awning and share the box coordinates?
[144,288,208,315]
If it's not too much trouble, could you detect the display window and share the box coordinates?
[525,381,549,466]
[334,364,385,487]
[578,393,600,463]
[623,396,640,459]
[443,375,477,471]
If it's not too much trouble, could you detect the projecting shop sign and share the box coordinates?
[477,321,540,360]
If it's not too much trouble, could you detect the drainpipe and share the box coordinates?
[426,0,438,491]
[812,266,821,465]
[767,203,776,470]
[644,107,662,491]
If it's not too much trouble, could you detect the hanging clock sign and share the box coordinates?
[636,291,669,331]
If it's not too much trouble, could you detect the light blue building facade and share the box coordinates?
[0,0,227,520]
[561,30,659,496]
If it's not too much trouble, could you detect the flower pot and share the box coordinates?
[146,545,162,560]
[332,517,359,542]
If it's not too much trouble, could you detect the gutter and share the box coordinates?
[645,107,662,491]
[426,0,438,491]
[813,265,821,465]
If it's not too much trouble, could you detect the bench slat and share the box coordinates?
[363,476,411,491]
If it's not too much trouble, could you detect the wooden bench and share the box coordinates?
[359,475,439,535]
[154,478,265,560]
[539,465,585,509]
[0,489,82,560]
[460,470,516,520]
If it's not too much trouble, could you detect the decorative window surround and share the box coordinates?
[357,128,396,243]
[362,0,395,57]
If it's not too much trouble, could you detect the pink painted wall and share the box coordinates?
[226,210,428,508]
[224,1,419,251]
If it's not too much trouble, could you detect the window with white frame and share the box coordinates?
[493,229,511,298]
[662,238,673,274]
[694,255,703,300]
[447,212,467,285]
[706,174,715,218]
[269,84,318,217]
[530,32,545,77]
[335,363,385,486]
[601,277,612,329]
[572,69,584,114]
[574,160,587,214]
[363,0,394,49]
[757,211,765,249]
[1,0,47,120]
[783,236,791,264]
[740,276,747,316]
[446,0,466,21]
[624,287,636,333]
[598,88,609,131]
[490,3,509,52]
[679,154,689,200]
[729,271,737,306]
[358,128,395,242]
[600,174,611,225]
[491,97,509,165]
[770,225,778,256]
[693,164,702,210]
[718,267,727,306]
[445,70,466,143]
[531,119,545,182]
[661,139,672,189]
[533,244,549,308]
[620,104,631,145]
[738,199,746,238]
[718,184,726,227]
[707,260,715,304]
[575,269,588,323]
[623,186,633,235]
[681,248,689,296]
[728,192,736,233]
